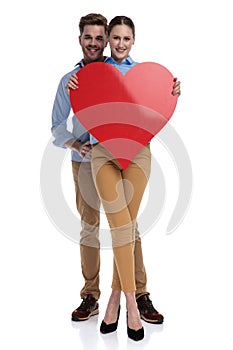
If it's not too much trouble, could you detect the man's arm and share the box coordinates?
[51,75,76,148]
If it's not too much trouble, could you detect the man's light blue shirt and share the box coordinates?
[51,60,90,162]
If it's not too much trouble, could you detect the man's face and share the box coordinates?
[79,25,107,64]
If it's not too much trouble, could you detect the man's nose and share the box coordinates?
[90,38,97,46]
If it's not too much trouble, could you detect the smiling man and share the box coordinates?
[79,23,107,64]
[51,13,108,321]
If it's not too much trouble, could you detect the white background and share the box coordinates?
[1,0,233,349]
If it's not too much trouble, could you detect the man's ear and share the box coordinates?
[78,35,81,45]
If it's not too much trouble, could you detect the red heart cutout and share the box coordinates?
[70,62,178,169]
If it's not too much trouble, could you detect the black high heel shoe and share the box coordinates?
[100,305,121,334]
[127,312,144,341]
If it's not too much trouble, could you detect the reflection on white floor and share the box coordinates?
[71,308,164,349]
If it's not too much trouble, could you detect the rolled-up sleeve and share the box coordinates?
[51,74,75,148]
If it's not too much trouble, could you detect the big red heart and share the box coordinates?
[70,62,178,169]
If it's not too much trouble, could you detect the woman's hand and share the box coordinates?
[66,74,79,94]
[172,78,181,96]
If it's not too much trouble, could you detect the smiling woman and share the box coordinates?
[88,15,180,341]
[107,20,135,63]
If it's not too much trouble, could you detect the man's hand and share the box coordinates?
[66,74,79,94]
[65,139,92,158]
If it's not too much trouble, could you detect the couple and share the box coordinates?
[52,13,181,341]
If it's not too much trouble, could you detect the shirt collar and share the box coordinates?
[105,56,134,65]
[75,60,84,68]
[75,56,108,67]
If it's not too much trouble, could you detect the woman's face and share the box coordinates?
[108,24,135,63]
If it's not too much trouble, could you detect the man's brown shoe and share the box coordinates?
[71,294,99,321]
[136,295,164,324]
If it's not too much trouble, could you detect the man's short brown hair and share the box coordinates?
[79,13,108,35]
